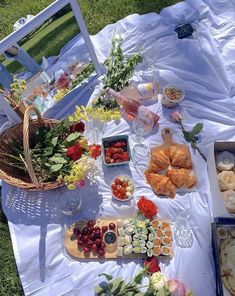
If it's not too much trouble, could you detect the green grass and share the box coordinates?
[0,1,180,295]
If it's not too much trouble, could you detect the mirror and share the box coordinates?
[0,0,104,117]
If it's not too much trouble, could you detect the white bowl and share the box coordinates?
[162,85,185,108]
[110,174,135,202]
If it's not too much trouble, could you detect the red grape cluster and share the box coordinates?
[73,220,116,257]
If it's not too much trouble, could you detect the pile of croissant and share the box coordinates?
[145,145,196,198]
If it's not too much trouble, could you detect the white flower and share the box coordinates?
[150,272,168,291]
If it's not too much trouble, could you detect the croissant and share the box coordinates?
[145,171,176,198]
[166,168,196,188]
[169,145,192,169]
[148,148,170,172]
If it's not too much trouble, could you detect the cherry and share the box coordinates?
[109,223,116,230]
[87,220,95,227]
[77,240,83,247]
[82,227,89,235]
[91,243,97,251]
[83,246,91,254]
[98,249,105,257]
[101,226,108,233]
[73,227,80,236]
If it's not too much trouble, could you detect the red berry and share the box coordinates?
[87,220,95,227]
[91,243,97,251]
[82,227,89,235]
[83,246,91,254]
[102,226,108,233]
[77,240,83,247]
[98,249,105,257]
[109,223,116,230]
[105,157,111,164]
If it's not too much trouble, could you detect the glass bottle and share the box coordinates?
[120,82,158,102]
[108,89,159,125]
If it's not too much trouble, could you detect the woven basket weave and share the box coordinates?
[0,105,64,191]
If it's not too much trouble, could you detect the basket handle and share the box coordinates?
[23,105,44,188]
[0,89,18,108]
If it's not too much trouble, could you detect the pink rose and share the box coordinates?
[168,280,186,296]
[171,111,183,122]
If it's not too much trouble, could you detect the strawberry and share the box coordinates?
[112,153,121,160]
[105,157,111,163]
[113,141,123,148]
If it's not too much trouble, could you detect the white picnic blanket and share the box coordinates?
[2,0,235,295]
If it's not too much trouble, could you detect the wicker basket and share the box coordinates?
[0,105,64,191]
[0,90,26,119]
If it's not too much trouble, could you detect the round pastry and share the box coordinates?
[221,190,235,213]
[216,151,235,171]
[218,171,235,191]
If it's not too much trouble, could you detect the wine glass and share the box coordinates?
[58,188,82,216]
[173,210,193,248]
[133,109,154,156]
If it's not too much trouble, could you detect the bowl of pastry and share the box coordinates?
[161,85,185,108]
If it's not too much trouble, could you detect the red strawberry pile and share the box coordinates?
[104,139,130,164]
[72,220,116,257]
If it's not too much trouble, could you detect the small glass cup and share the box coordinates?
[58,189,82,216]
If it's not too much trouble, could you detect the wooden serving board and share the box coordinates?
[148,128,196,193]
[64,219,173,260]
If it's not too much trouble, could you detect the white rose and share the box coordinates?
[150,272,168,291]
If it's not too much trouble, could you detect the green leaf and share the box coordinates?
[110,279,126,294]
[192,123,203,135]
[51,136,59,147]
[156,287,171,296]
[43,147,54,156]
[65,132,80,143]
[99,273,113,281]
[49,156,67,164]
[50,163,63,172]
[133,271,144,284]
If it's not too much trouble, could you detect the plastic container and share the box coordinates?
[102,135,131,166]
[161,85,185,108]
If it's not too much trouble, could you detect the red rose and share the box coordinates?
[66,144,83,161]
[144,257,161,274]
[89,144,101,159]
[70,122,85,133]
[137,196,158,219]
[56,73,70,89]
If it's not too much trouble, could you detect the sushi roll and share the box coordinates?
[133,246,141,254]
[132,240,140,247]
[133,234,139,240]
[148,233,154,241]
[123,219,132,228]
[153,238,161,246]
[141,246,147,253]
[117,219,123,228]
[146,241,153,249]
[141,228,148,235]
[125,225,135,235]
[124,234,132,245]
[161,221,171,230]
[164,229,172,238]
[161,237,171,246]
[153,245,161,256]
[161,246,171,256]
[139,240,146,247]
[117,237,125,247]
[135,228,142,234]
[140,234,148,241]
[151,219,160,229]
[116,247,123,257]
[118,227,126,236]
[156,229,164,238]
[148,226,155,234]
[136,220,146,228]
[147,249,153,257]
[123,245,133,254]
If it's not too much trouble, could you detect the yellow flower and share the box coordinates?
[67,184,76,190]
[79,138,88,149]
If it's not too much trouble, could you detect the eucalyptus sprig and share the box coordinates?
[103,34,142,91]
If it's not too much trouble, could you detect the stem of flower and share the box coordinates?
[196,146,207,162]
